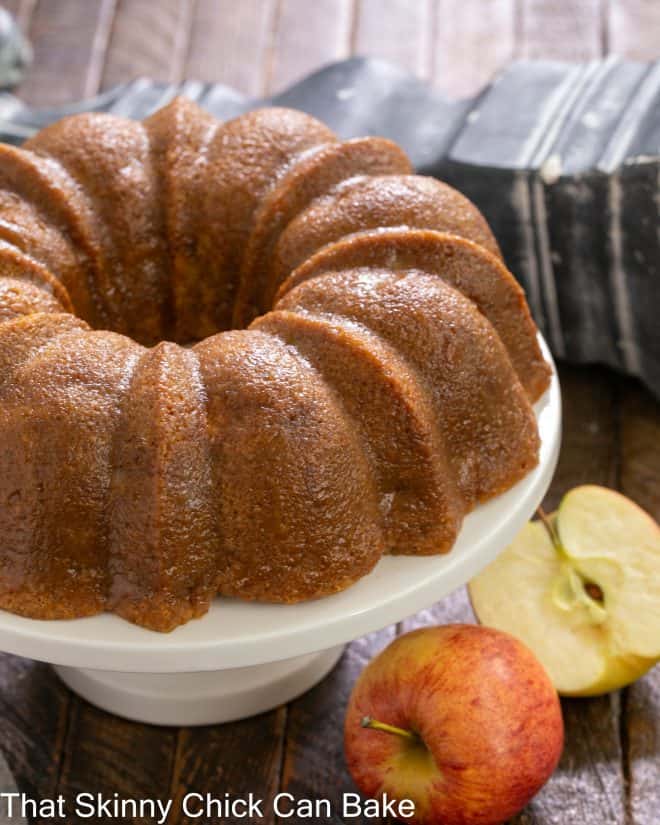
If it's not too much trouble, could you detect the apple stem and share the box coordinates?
[536,506,572,564]
[361,717,419,742]
[537,506,560,547]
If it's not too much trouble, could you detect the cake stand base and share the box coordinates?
[53,645,345,726]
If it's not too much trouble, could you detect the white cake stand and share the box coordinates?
[0,339,560,726]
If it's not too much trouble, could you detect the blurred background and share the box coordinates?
[2,0,659,105]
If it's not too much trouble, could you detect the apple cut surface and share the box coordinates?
[557,485,660,661]
[470,521,611,694]
[469,486,660,696]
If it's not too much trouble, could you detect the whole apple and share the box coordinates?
[344,624,563,825]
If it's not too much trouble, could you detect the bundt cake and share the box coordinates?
[0,98,551,632]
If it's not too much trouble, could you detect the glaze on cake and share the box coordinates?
[0,98,551,631]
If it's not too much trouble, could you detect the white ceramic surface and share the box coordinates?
[0,337,560,678]
[54,646,345,726]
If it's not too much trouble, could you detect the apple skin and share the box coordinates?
[344,625,563,825]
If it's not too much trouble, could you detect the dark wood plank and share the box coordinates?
[544,363,620,511]
[0,656,70,809]
[186,0,276,96]
[619,379,660,518]
[619,377,660,825]
[607,0,660,60]
[13,0,115,105]
[353,0,433,79]
[56,698,177,822]
[432,0,516,98]
[624,672,660,825]
[168,710,286,825]
[101,0,193,90]
[266,0,354,94]
[516,0,605,60]
[278,631,394,824]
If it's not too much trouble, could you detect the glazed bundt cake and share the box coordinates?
[0,98,551,631]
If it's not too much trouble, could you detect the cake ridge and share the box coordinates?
[107,341,218,632]
[277,267,540,506]
[234,136,413,327]
[268,173,503,300]
[254,307,464,556]
[276,227,551,401]
[0,97,550,630]
[196,107,337,333]
[0,312,89,391]
[143,96,220,342]
[0,144,108,326]
[25,113,172,345]
[232,139,338,326]
[194,327,385,605]
[0,327,142,620]
[0,241,73,314]
[0,190,82,310]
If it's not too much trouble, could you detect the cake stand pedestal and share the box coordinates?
[54,646,345,726]
[0,340,560,727]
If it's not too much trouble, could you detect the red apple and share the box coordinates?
[344,624,563,825]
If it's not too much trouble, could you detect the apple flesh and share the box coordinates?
[469,485,660,696]
[344,625,563,825]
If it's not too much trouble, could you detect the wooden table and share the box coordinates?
[1,2,659,823]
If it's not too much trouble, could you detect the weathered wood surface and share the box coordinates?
[0,3,658,824]
[169,710,286,825]
[432,0,517,98]
[266,0,354,94]
[354,0,432,80]
[5,0,660,102]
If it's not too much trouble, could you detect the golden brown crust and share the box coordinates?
[0,327,141,619]
[107,343,218,632]
[270,174,502,291]
[143,97,219,343]
[0,143,107,326]
[277,269,540,506]
[26,114,172,345]
[277,228,551,401]
[194,330,384,601]
[0,98,549,631]
[254,310,464,555]
[234,137,412,327]
[196,107,338,334]
[0,241,73,314]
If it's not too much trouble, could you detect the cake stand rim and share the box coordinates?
[0,335,561,673]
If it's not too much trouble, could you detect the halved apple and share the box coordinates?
[469,485,660,696]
